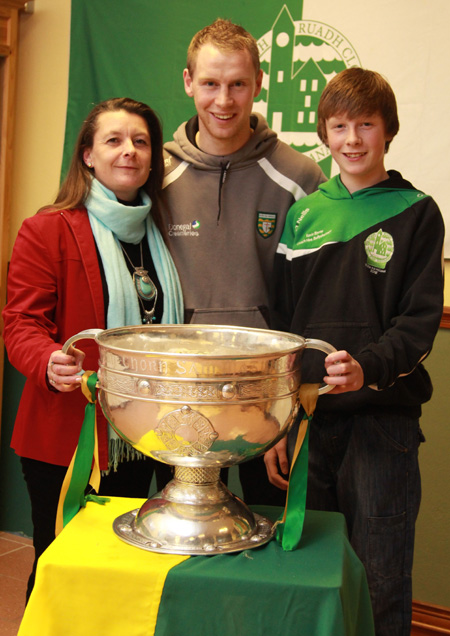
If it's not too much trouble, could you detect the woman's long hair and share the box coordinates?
[47,97,165,229]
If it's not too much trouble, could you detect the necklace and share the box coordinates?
[120,241,158,324]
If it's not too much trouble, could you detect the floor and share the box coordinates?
[0,532,32,636]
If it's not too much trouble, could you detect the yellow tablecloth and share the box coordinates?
[19,497,374,636]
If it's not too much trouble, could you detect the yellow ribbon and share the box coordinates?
[55,371,105,535]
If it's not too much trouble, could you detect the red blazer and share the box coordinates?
[2,207,110,468]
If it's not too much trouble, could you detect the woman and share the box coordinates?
[2,97,183,600]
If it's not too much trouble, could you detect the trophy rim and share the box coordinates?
[93,323,308,359]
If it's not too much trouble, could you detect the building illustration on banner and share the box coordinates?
[254,2,361,177]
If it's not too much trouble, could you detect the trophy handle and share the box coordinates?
[304,338,338,395]
[62,328,104,354]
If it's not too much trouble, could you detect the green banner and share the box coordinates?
[64,0,298,172]
[64,0,363,178]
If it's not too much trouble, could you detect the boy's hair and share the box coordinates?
[186,18,260,78]
[317,68,399,152]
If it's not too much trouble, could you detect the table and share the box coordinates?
[19,497,374,636]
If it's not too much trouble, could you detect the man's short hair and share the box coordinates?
[317,68,399,151]
[186,18,260,77]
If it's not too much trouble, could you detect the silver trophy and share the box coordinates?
[63,325,335,554]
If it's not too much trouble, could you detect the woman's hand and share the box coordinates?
[47,346,85,392]
[324,350,364,394]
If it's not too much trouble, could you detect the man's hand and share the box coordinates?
[264,437,290,490]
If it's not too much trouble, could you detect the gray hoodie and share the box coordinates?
[162,113,325,328]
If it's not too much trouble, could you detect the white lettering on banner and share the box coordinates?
[303,145,332,163]
[257,35,271,56]
[295,21,359,65]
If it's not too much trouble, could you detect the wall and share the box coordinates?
[413,328,450,605]
[0,0,71,535]
[0,0,449,608]
[445,263,450,306]
[8,0,70,246]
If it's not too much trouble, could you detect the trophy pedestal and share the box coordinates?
[113,466,275,554]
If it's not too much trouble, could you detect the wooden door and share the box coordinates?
[0,0,28,433]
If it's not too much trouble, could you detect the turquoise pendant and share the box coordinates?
[133,268,157,301]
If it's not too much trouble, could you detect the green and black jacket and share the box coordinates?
[271,170,445,416]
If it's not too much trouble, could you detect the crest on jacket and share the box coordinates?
[257,212,277,239]
[364,228,394,271]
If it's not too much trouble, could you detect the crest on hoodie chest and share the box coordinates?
[257,212,277,239]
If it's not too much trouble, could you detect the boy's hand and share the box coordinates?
[323,350,364,393]
[264,437,289,490]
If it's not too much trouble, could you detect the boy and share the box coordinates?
[265,68,444,636]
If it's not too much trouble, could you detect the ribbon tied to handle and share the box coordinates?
[275,383,320,551]
[55,371,109,535]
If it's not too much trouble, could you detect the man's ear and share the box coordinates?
[183,68,194,98]
[254,69,263,98]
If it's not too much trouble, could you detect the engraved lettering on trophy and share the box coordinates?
[120,355,168,376]
[176,360,187,375]
[172,358,268,377]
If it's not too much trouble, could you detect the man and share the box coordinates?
[162,18,325,505]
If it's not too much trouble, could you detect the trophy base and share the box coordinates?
[112,466,276,554]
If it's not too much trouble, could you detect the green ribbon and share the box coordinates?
[275,413,311,551]
[60,372,110,529]
[84,493,110,507]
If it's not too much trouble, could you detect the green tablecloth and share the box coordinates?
[19,497,374,636]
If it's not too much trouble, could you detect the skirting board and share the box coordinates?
[411,601,450,635]
[441,307,450,329]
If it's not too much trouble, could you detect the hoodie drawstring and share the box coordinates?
[217,161,230,224]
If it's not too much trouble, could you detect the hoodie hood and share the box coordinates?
[164,113,282,222]
[164,113,279,171]
[319,170,423,201]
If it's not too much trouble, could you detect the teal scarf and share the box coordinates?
[85,178,183,327]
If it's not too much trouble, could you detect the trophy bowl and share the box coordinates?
[63,324,335,554]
